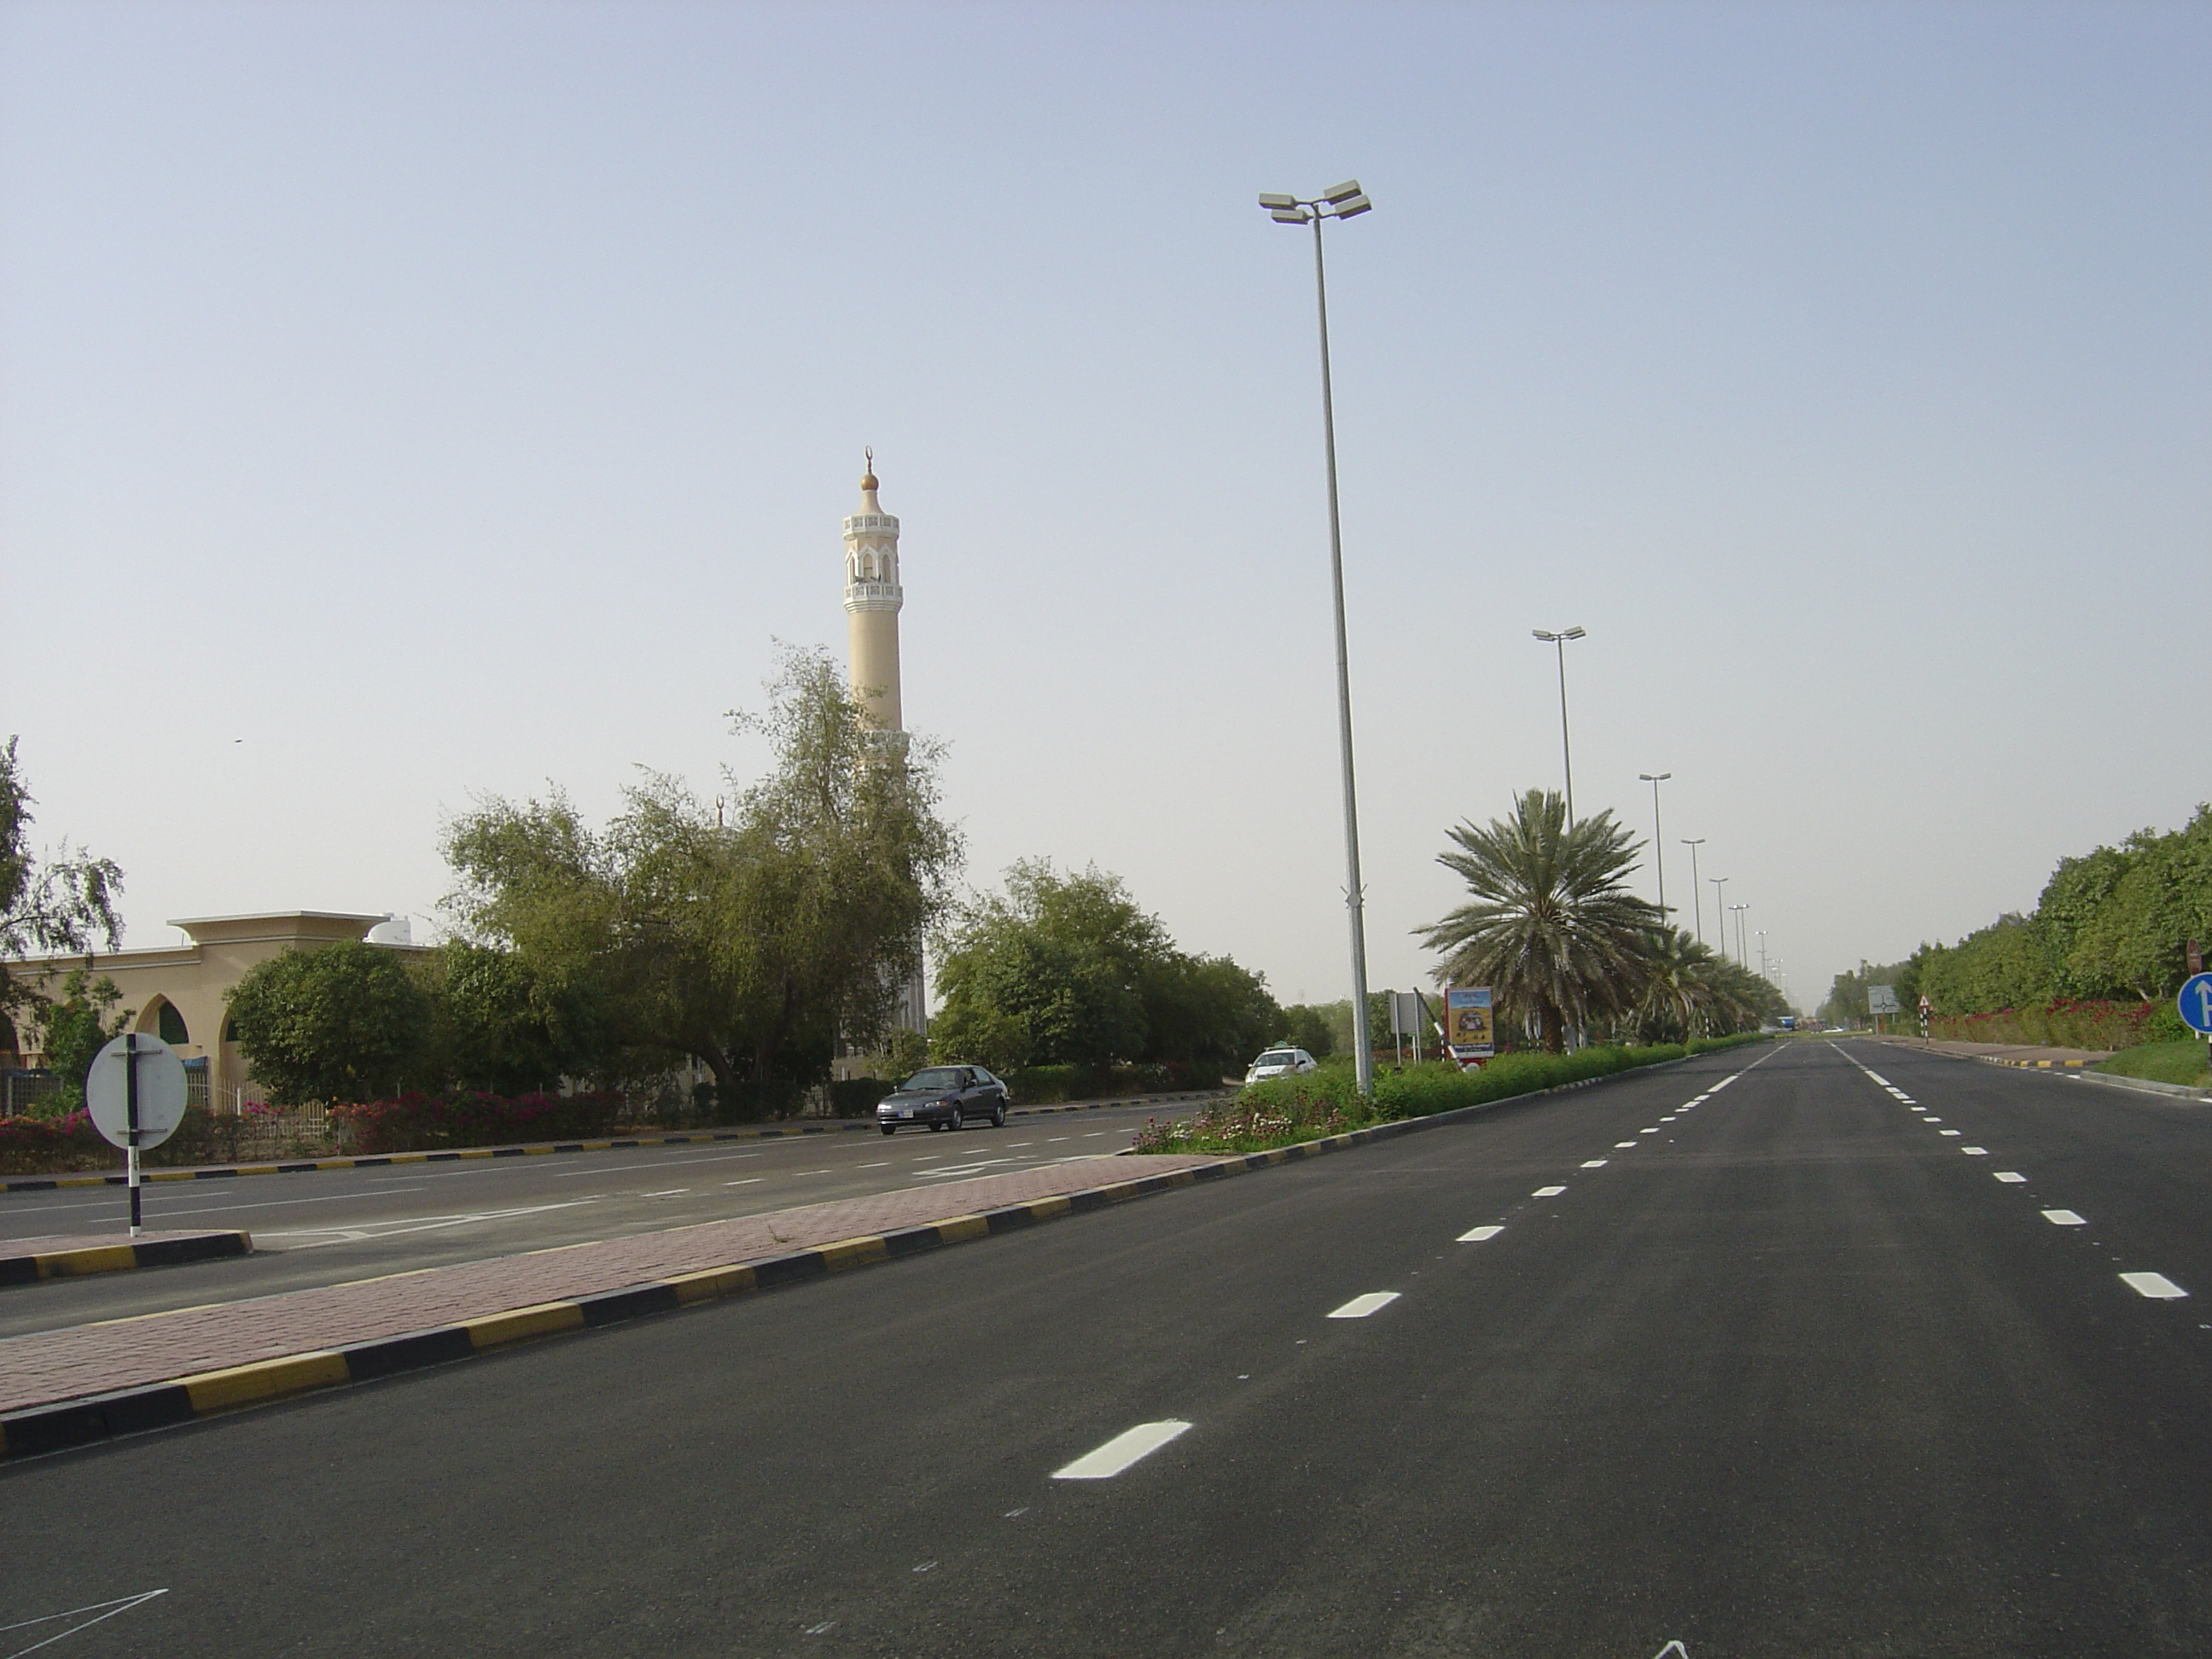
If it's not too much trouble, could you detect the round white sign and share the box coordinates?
[84,1033,189,1150]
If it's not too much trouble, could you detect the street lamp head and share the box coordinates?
[1561,626,1586,640]
[1640,771,1671,783]
[1321,179,1365,205]
[1680,837,1705,847]
[1269,208,1311,224]
[1258,194,1298,209]
[1330,194,1373,218]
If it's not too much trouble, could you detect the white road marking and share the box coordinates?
[1532,1185,1567,1197]
[724,1179,763,1186]
[254,1199,599,1247]
[1084,1132,1107,1138]
[1940,1130,1962,1137]
[1007,1142,1034,1147]
[1327,1291,1401,1318]
[1864,1072,1892,1086]
[1961,1146,1988,1155]
[854,1161,889,1168]
[1458,1225,1504,1242]
[1052,1420,1193,1479]
[1047,1137,1069,1142]
[1924,1117,1943,1123]
[2042,1209,2087,1225]
[1615,1141,1638,1149]
[551,1151,760,1178]
[1994,1172,2028,1183]
[2121,1272,2190,1300]
[1580,1159,1609,1168]
[1639,1128,1660,1134]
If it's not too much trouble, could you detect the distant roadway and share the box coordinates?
[9,1042,2212,1655]
[0,1101,1168,1335]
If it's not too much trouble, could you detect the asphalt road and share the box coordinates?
[0,1102,1167,1336]
[9,1040,2212,1656]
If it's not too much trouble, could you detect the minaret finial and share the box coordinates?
[861,446,877,492]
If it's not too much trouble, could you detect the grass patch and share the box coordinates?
[1129,1033,1770,1155]
[2095,1039,2212,1089]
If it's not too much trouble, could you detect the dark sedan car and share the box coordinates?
[875,1065,1010,1134]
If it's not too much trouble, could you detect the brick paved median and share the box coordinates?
[0,1155,1218,1415]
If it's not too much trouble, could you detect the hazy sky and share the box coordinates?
[4,0,2207,1016]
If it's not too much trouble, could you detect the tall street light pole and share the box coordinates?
[1709,877,1730,959]
[1639,772,1670,920]
[1533,627,1586,822]
[1730,903,1750,968]
[1259,178,1376,1098]
[1680,838,1706,945]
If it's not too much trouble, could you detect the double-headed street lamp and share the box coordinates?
[1639,772,1670,919]
[1730,903,1750,967]
[1533,627,1586,823]
[1259,178,1376,1097]
[1680,838,1707,945]
[1708,877,1730,959]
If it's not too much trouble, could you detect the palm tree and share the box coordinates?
[1419,789,1662,1052]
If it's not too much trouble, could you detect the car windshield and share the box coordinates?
[901,1068,965,1091]
[1255,1051,1299,1067]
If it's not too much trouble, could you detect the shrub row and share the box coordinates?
[1930,998,2187,1051]
[1129,1034,1769,1155]
[329,1091,629,1155]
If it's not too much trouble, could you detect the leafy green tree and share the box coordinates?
[2065,808,2212,1001]
[1278,1004,1336,1059]
[1916,914,2057,1015]
[930,862,1167,1069]
[443,649,960,1109]
[415,940,610,1097]
[1139,952,1283,1076]
[1,737,123,1025]
[1417,789,1663,1052]
[22,968,130,1111]
[225,941,433,1103]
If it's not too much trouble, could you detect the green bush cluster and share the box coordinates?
[2097,1039,2211,1089]
[1130,1035,1767,1155]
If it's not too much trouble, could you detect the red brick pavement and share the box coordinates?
[0,1154,1222,1414]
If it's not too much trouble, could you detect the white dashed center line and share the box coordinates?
[1458,1225,1504,1243]
[1940,1130,1962,1137]
[1994,1172,2028,1183]
[1961,1146,1988,1155]
[2041,1209,2087,1226]
[1580,1159,1609,1168]
[1052,1420,1193,1480]
[1328,1292,1401,1318]
[1615,1142,1638,1149]
[2121,1272,2190,1300]
[1532,1185,1567,1197]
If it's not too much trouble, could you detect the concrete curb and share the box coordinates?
[0,1059,1743,1461]
[0,1091,1231,1196]
[0,1231,253,1289]
[1871,1038,2211,1102]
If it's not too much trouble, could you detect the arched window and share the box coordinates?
[157,1001,190,1045]
[222,1014,238,1044]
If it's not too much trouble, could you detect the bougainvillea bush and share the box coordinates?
[330,1091,628,1155]
[0,1109,112,1176]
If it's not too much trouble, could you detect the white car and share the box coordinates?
[1244,1047,1319,1086]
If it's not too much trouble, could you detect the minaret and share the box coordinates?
[841,449,903,732]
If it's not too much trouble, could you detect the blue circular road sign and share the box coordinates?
[2178,972,2212,1036]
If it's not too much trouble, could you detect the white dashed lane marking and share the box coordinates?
[1051,1420,1193,1480]
[1962,1146,1988,1155]
[1994,1171,2027,1183]
[1580,1159,1609,1168]
[2042,1210,2087,1226]
[1458,1225,1504,1243]
[1532,1185,1567,1198]
[1615,1142,1638,1150]
[2122,1272,2190,1301]
[1327,1292,1401,1318]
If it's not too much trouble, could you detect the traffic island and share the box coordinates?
[0,1231,253,1289]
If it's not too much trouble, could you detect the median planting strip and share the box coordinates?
[0,1060,1720,1461]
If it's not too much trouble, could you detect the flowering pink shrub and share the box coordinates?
[330,1091,628,1155]
[1930,999,2161,1051]
[0,1110,112,1175]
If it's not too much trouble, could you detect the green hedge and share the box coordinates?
[1130,1034,1768,1155]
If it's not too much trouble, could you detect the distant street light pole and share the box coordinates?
[1259,178,1377,1098]
[1533,627,1587,822]
[1680,839,1707,945]
[1639,772,1671,920]
[1756,930,1769,980]
[1709,877,1730,959]
[1730,903,1749,967]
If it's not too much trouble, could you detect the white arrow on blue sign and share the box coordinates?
[2178,972,2212,1036]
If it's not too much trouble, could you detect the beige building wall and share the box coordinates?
[4,911,404,1105]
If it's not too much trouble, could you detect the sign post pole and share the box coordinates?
[2176,973,2212,1085]
[125,1033,143,1237]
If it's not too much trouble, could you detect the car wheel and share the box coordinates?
[990,1103,1006,1128]
[881,1126,896,1137]
[947,1108,963,1132]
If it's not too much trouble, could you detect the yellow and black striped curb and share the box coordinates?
[1986,1056,2092,1069]
[0,1059,1738,1462]
[0,1092,1231,1197]
[0,1231,253,1290]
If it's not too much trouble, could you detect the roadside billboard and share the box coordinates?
[1445,987,1495,1067]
